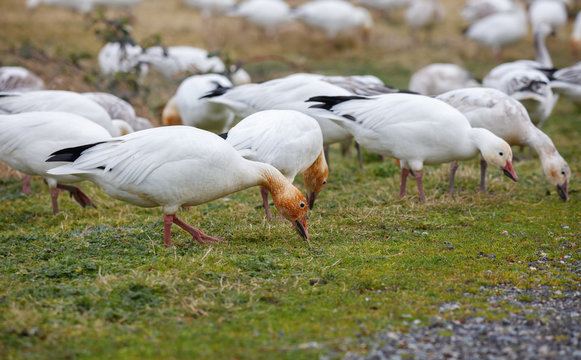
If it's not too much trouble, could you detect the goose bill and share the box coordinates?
[502,161,518,182]
[293,216,309,240]
[556,182,569,202]
[307,192,316,210]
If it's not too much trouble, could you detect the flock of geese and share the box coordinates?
[1,0,577,246]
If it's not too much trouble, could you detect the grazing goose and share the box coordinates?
[307,94,518,201]
[161,74,235,132]
[82,92,152,132]
[293,0,374,41]
[0,66,45,92]
[408,63,480,95]
[47,126,310,247]
[464,4,528,59]
[228,0,294,36]
[437,88,570,200]
[529,0,567,32]
[224,110,328,217]
[0,112,112,213]
[0,91,132,136]
[460,0,515,24]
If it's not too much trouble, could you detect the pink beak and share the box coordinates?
[502,160,518,182]
[293,216,309,241]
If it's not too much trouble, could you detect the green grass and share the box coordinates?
[1,0,580,358]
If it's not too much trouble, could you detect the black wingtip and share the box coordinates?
[218,132,228,139]
[199,83,232,100]
[46,141,106,163]
[305,95,368,110]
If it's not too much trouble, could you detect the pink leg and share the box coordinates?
[260,187,272,220]
[50,188,60,215]
[399,168,410,199]
[448,161,459,194]
[479,159,488,192]
[163,214,173,247]
[163,214,223,247]
[57,184,96,209]
[21,175,32,194]
[415,170,426,202]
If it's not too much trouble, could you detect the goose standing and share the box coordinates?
[98,42,147,78]
[224,110,328,217]
[408,63,480,95]
[47,126,310,247]
[307,94,518,201]
[161,74,235,132]
[0,67,45,92]
[139,46,226,79]
[0,112,112,213]
[460,0,515,24]
[437,87,570,200]
[529,0,567,32]
[405,0,446,41]
[228,0,294,36]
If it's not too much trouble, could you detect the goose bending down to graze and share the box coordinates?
[162,74,235,132]
[293,0,374,41]
[437,87,570,200]
[408,63,480,95]
[224,110,328,217]
[98,42,147,79]
[82,92,153,131]
[405,0,446,41]
[0,91,133,136]
[529,0,567,32]
[47,126,310,247]
[0,67,45,92]
[307,94,518,202]
[0,112,111,213]
[464,4,528,59]
[227,0,294,36]
[460,0,515,24]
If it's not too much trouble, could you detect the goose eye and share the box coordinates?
[561,170,566,175]
[299,202,305,208]
[499,152,504,156]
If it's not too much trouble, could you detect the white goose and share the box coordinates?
[98,42,147,78]
[408,63,480,95]
[437,87,570,200]
[571,12,581,56]
[161,74,235,132]
[139,46,226,79]
[228,0,294,36]
[224,110,328,217]
[0,66,45,92]
[307,94,518,201]
[464,4,528,59]
[460,0,515,24]
[0,91,131,136]
[0,112,112,213]
[82,92,153,131]
[183,0,237,16]
[529,0,568,32]
[293,0,374,40]
[47,126,310,247]
[546,62,581,105]
[405,0,446,40]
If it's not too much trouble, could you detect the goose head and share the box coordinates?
[303,150,329,210]
[542,155,571,201]
[477,130,518,182]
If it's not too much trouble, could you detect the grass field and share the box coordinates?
[0,0,580,359]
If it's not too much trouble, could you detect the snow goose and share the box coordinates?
[464,4,528,59]
[437,87,570,200]
[571,12,581,56]
[408,63,480,95]
[356,0,411,13]
[546,62,581,105]
[47,126,310,247]
[460,0,515,24]
[306,94,518,201]
[293,0,374,41]
[529,0,568,32]
[161,74,235,133]
[183,0,237,16]
[0,112,112,213]
[228,0,294,36]
[0,67,45,92]
[0,91,133,136]
[224,110,328,216]
[26,0,93,13]
[98,42,147,79]
[405,0,446,40]
[82,92,153,131]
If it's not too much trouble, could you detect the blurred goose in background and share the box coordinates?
[405,0,446,41]
[307,93,518,201]
[464,4,528,59]
[98,42,147,79]
[355,0,411,15]
[0,91,134,136]
[161,74,235,132]
[228,0,294,36]
[82,92,153,132]
[0,112,111,213]
[529,0,567,32]
[293,0,374,41]
[139,46,225,79]
[0,66,45,92]
[408,63,480,95]
[460,0,515,24]
[47,126,310,247]
[26,0,93,13]
[571,12,581,57]
[437,87,570,200]
[183,0,237,16]
[224,110,328,216]
[546,62,581,105]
